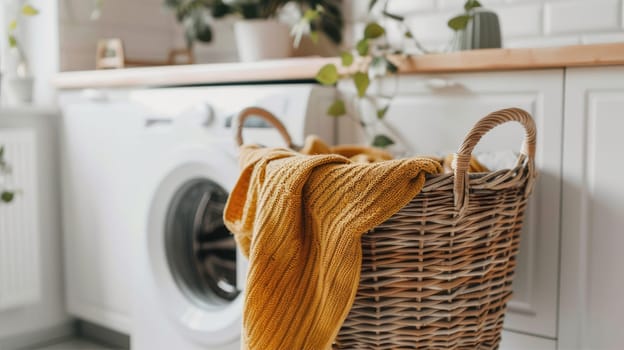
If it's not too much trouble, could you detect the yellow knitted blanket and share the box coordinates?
[223,137,443,350]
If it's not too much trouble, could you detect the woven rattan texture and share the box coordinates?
[334,160,532,350]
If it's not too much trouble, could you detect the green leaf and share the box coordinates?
[340,52,353,67]
[448,14,471,31]
[377,106,389,119]
[8,20,17,31]
[464,0,482,11]
[386,59,399,74]
[303,9,319,21]
[364,22,385,39]
[327,100,346,117]
[1,191,14,203]
[310,30,319,43]
[316,64,339,85]
[8,35,18,48]
[353,71,370,98]
[21,4,39,16]
[404,30,414,38]
[194,22,213,43]
[356,38,369,56]
[212,2,232,18]
[372,134,395,148]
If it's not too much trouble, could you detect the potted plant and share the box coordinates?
[448,0,501,50]
[164,0,343,62]
[227,0,296,62]
[3,1,39,104]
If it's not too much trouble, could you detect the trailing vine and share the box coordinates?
[314,0,484,149]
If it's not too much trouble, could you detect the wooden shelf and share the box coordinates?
[54,43,624,89]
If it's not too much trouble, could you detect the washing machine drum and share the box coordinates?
[165,178,240,306]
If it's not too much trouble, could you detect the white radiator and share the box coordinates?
[0,129,41,311]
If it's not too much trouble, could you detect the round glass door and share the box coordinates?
[165,178,239,308]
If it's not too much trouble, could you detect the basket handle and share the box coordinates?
[235,107,295,148]
[452,108,536,215]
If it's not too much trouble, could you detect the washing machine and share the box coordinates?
[131,84,335,350]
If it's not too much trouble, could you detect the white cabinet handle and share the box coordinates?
[144,117,173,127]
[80,89,109,102]
[425,78,461,89]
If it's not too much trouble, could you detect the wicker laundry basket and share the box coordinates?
[236,107,537,350]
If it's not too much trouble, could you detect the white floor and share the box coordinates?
[32,338,117,350]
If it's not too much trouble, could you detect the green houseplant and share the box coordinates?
[164,0,343,61]
[164,0,240,48]
[315,0,487,149]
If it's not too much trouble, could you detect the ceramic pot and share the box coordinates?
[192,18,239,63]
[454,8,502,51]
[234,19,293,62]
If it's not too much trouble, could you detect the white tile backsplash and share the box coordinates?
[495,4,543,38]
[437,0,469,10]
[505,35,581,48]
[581,31,624,44]
[438,0,506,10]
[344,0,624,51]
[386,0,437,14]
[405,11,456,43]
[544,0,621,35]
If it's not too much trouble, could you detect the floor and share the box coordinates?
[31,338,117,350]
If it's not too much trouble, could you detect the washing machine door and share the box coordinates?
[147,149,244,346]
[166,178,239,302]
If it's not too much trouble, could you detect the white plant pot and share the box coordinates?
[6,76,34,105]
[192,18,239,63]
[234,20,293,62]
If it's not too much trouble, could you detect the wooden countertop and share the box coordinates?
[54,43,624,89]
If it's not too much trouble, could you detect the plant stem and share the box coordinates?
[15,43,30,77]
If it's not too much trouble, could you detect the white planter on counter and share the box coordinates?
[234,19,292,62]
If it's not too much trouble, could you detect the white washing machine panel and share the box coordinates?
[132,84,335,350]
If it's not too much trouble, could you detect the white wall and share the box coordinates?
[342,0,624,50]
[58,0,179,71]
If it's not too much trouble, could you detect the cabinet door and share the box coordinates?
[338,70,563,339]
[60,97,143,333]
[500,330,557,350]
[559,67,624,350]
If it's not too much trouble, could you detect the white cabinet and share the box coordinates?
[559,66,624,350]
[501,330,557,350]
[338,69,564,343]
[60,94,144,334]
[0,109,72,348]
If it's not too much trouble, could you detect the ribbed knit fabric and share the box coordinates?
[223,136,442,350]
